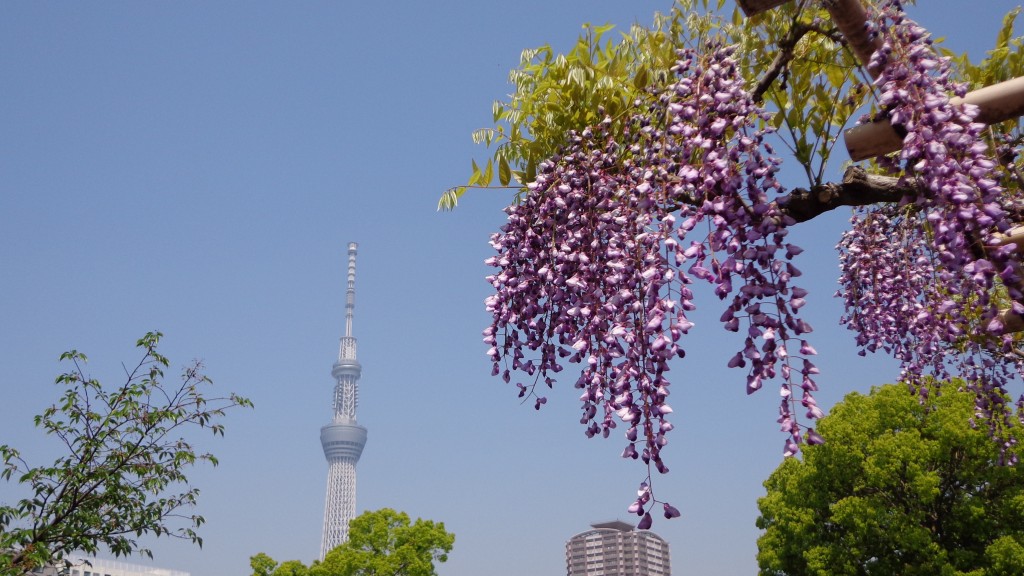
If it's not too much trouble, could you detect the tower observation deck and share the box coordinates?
[320,242,368,559]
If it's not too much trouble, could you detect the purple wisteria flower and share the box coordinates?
[485,44,821,528]
[838,0,1024,447]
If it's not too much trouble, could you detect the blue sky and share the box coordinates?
[1,2,1020,575]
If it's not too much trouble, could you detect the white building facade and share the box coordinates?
[565,520,671,576]
[59,557,188,576]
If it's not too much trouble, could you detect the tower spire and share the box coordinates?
[337,243,358,366]
[345,242,356,339]
[320,242,368,558]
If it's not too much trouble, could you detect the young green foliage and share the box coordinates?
[0,332,253,576]
[442,0,879,210]
[756,382,1024,576]
[736,1,869,186]
[250,552,280,576]
[439,6,689,210]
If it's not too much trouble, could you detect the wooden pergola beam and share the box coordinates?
[735,0,1024,160]
[994,225,1024,250]
[822,0,880,76]
[739,0,1024,335]
[846,76,1024,161]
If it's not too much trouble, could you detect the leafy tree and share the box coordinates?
[0,332,253,576]
[756,382,1024,576]
[251,509,454,576]
[315,509,453,576]
[273,560,311,576]
[251,553,280,576]
[250,554,311,576]
[458,0,1024,523]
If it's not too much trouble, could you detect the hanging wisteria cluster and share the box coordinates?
[837,0,1024,444]
[484,0,1024,524]
[484,45,821,526]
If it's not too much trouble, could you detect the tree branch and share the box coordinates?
[751,23,809,104]
[775,165,912,222]
[751,23,847,104]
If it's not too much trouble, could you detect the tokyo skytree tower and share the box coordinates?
[319,242,368,558]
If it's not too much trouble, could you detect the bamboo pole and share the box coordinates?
[994,226,1024,251]
[845,76,1024,161]
[739,0,1024,333]
[844,120,905,161]
[1000,311,1024,333]
[822,0,881,76]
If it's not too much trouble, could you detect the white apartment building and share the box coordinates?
[51,557,188,576]
[565,520,671,576]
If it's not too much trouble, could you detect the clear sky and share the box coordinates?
[1,2,1020,576]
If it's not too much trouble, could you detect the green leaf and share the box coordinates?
[998,7,1021,51]
[482,159,494,187]
[438,187,465,211]
[468,159,481,186]
[591,22,615,37]
[498,157,511,186]
[634,66,649,90]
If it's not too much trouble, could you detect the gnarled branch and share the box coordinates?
[751,22,847,103]
[775,165,910,222]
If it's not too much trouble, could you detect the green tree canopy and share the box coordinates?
[316,509,453,576]
[249,553,312,576]
[756,383,1024,576]
[250,552,280,576]
[0,332,252,576]
[251,509,454,576]
[273,560,311,576]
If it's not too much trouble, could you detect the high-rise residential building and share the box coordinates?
[319,242,368,559]
[565,520,672,576]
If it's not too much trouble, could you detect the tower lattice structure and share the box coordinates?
[320,242,368,559]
